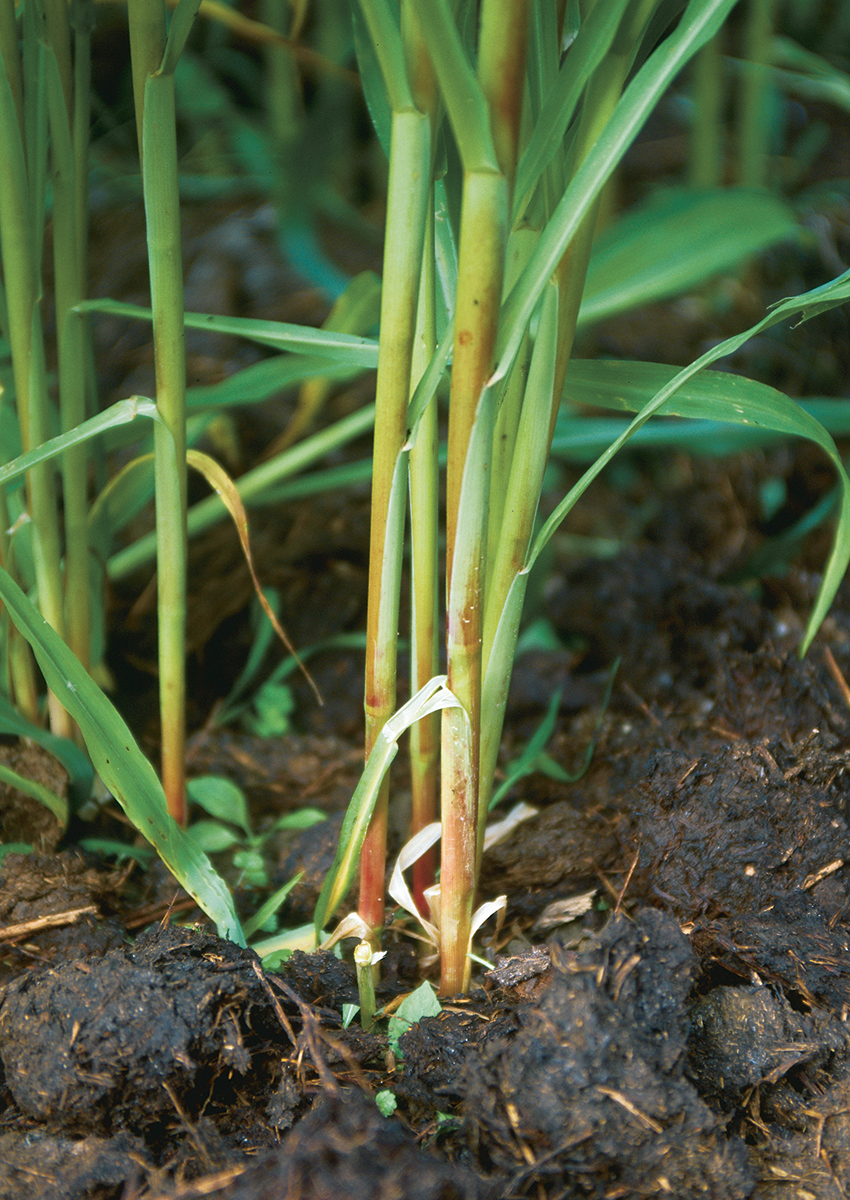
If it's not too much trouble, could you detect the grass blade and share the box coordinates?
[0,562,245,943]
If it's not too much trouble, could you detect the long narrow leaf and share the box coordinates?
[496,0,738,382]
[313,676,462,937]
[0,397,159,487]
[75,299,380,365]
[0,563,245,944]
[532,271,850,652]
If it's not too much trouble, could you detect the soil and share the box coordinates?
[4,24,850,1200]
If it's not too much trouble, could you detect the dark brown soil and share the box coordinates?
[5,468,850,1198]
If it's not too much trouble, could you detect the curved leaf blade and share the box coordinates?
[0,565,245,944]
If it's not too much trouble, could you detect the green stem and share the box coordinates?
[44,8,91,675]
[408,203,439,913]
[477,0,531,189]
[690,33,724,188]
[0,9,69,735]
[360,102,432,938]
[130,0,189,823]
[354,940,378,1030]
[736,0,774,188]
[440,166,507,996]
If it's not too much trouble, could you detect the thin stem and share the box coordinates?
[360,104,432,937]
[440,166,507,996]
[408,203,439,913]
[130,0,190,822]
[736,0,773,188]
[477,0,531,190]
[0,7,69,734]
[690,33,724,188]
[45,5,91,676]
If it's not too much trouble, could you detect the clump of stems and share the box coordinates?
[353,0,745,994]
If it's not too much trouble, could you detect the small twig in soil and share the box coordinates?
[163,1081,216,1172]
[141,1164,246,1199]
[824,645,850,712]
[124,895,198,930]
[614,846,641,914]
[596,1085,663,1133]
[0,905,98,942]
[250,959,298,1050]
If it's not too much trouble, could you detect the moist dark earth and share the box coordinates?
[3,50,850,1200]
[5,451,850,1199]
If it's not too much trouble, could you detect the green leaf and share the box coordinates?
[387,980,441,1056]
[0,763,67,826]
[496,0,738,380]
[514,0,633,220]
[186,354,355,410]
[242,871,304,940]
[578,189,800,326]
[0,692,93,808]
[75,299,380,366]
[0,564,245,945]
[272,809,327,832]
[160,0,203,76]
[0,843,32,862]
[533,269,850,653]
[0,398,159,488]
[356,0,414,115]
[187,775,252,837]
[79,839,155,866]
[352,3,392,154]
[187,820,242,853]
[408,0,499,172]
[375,1090,397,1117]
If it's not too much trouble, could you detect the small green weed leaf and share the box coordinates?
[375,1090,397,1117]
[233,848,268,888]
[272,809,327,832]
[187,776,252,836]
[0,763,67,826]
[388,980,441,1057]
[243,681,295,737]
[578,188,799,327]
[0,564,245,945]
[187,820,242,854]
[342,1002,360,1029]
[0,692,93,808]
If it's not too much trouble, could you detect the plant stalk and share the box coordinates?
[360,103,432,937]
